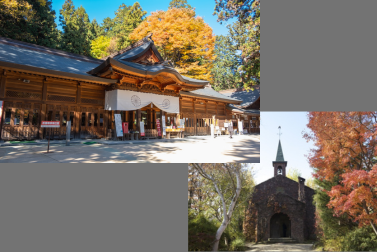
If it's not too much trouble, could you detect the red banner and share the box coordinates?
[156,119,161,137]
[122,122,128,134]
[41,121,60,128]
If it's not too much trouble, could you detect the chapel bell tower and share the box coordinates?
[273,126,287,177]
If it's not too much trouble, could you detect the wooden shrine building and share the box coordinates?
[219,86,260,134]
[0,35,256,140]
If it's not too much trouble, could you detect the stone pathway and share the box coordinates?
[244,242,314,251]
[0,134,260,163]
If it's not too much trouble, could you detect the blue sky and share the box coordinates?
[251,112,317,184]
[50,0,234,36]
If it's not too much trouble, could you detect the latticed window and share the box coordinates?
[32,110,38,126]
[4,109,11,125]
[14,109,20,125]
[23,110,29,125]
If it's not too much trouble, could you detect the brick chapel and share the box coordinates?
[245,140,316,242]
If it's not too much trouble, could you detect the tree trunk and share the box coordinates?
[371,222,377,237]
[213,220,228,251]
[212,167,242,251]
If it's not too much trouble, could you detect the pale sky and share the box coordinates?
[250,112,317,184]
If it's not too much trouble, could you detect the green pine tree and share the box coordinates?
[112,2,147,50]
[0,0,59,48]
[211,35,242,91]
[59,0,95,56]
[168,0,193,9]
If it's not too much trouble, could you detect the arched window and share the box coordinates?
[277,166,283,175]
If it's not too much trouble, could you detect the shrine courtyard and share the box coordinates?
[0,134,259,163]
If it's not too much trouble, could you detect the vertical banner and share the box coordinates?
[211,124,214,138]
[66,121,71,146]
[114,114,123,137]
[156,119,161,137]
[122,122,128,134]
[140,121,145,136]
[238,121,243,135]
[162,115,166,136]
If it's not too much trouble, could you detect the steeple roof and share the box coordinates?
[275,140,285,162]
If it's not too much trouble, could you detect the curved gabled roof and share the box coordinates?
[87,34,209,87]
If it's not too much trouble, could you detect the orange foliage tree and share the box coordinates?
[129,8,215,81]
[304,112,377,236]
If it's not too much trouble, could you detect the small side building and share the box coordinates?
[218,86,260,134]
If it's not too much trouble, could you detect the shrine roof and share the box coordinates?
[89,34,209,86]
[0,36,116,84]
[181,86,243,104]
[218,86,260,108]
[226,104,260,115]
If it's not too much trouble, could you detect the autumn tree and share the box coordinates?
[91,36,111,59]
[190,163,243,251]
[304,112,377,236]
[129,8,215,81]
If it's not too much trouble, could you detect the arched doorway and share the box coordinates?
[270,213,291,238]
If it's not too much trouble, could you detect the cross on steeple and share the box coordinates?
[273,127,288,177]
[278,126,282,140]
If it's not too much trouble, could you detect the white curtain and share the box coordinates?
[105,90,180,114]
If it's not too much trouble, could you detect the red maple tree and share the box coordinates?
[304,112,377,236]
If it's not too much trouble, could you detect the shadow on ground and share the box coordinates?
[0,135,260,163]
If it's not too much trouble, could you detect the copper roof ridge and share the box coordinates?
[0,36,103,64]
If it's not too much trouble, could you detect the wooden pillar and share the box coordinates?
[137,109,141,132]
[193,99,196,136]
[104,110,108,138]
[39,104,46,139]
[238,116,241,134]
[75,109,80,139]
[179,98,181,113]
[248,116,251,134]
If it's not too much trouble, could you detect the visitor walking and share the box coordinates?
[229,121,233,139]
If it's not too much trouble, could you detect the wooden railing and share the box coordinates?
[145,129,158,138]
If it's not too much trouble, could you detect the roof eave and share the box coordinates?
[0,60,117,85]
[180,91,242,104]
[88,58,208,87]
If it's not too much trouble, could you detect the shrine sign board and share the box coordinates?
[156,119,161,137]
[41,121,60,128]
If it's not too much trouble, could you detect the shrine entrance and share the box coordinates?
[270,213,291,238]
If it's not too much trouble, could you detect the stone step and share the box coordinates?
[267,237,297,243]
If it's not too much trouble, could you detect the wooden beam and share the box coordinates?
[42,78,47,101]
[76,84,82,104]
[0,72,6,98]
